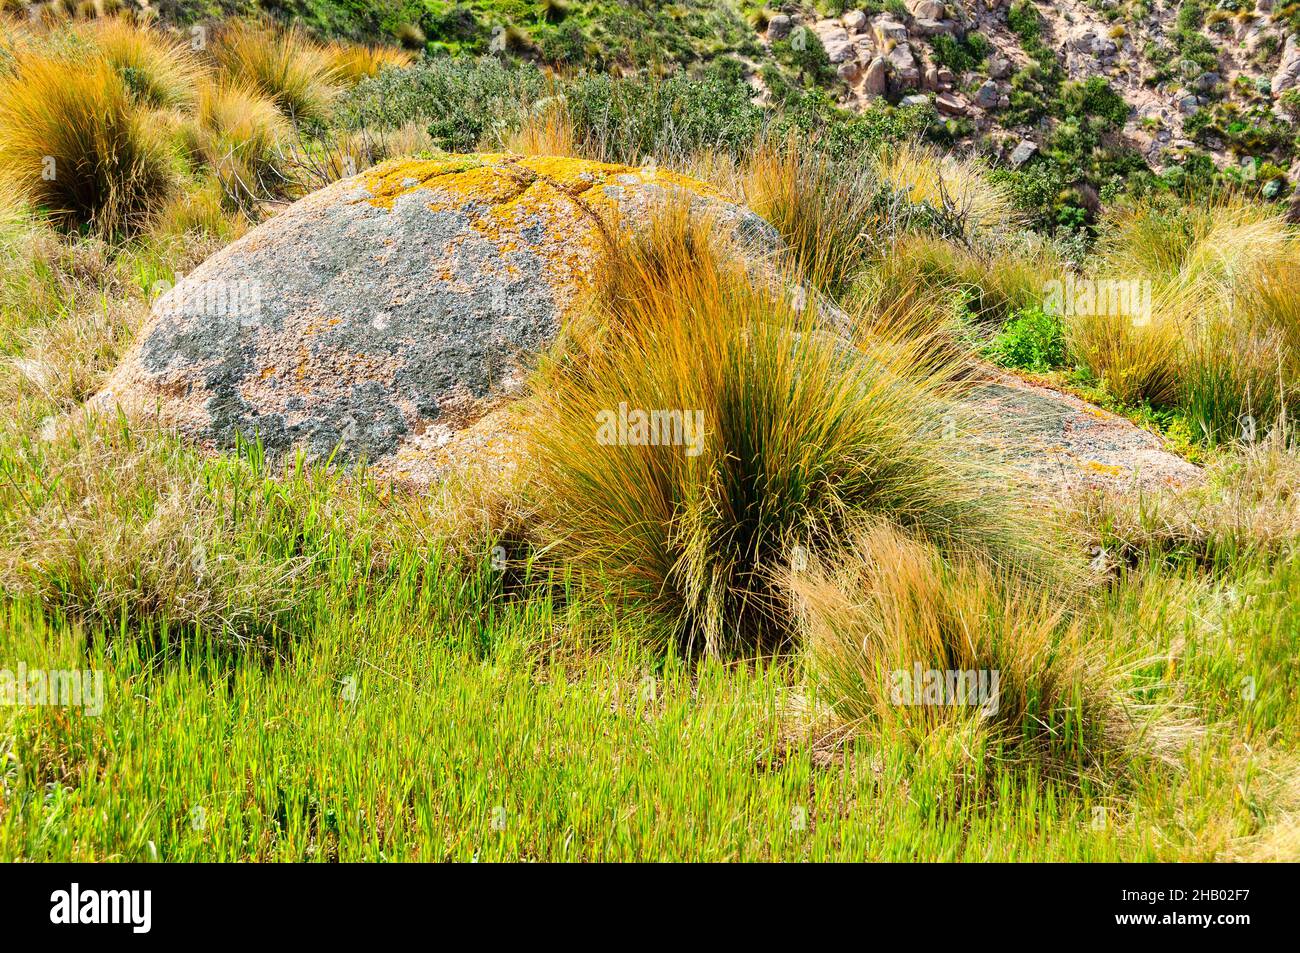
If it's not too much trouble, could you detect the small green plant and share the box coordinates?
[986,307,1067,372]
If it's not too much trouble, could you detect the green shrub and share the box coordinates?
[986,307,1067,373]
[565,65,766,163]
[338,57,547,150]
[929,32,990,74]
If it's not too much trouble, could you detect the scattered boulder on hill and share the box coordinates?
[95,154,778,483]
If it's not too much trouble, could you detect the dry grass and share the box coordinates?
[1074,422,1300,569]
[1070,197,1300,433]
[190,77,291,207]
[501,97,577,157]
[78,15,204,109]
[150,176,248,240]
[860,233,1053,324]
[874,142,1020,241]
[0,415,313,638]
[734,137,890,297]
[0,49,176,232]
[1062,301,1183,407]
[211,21,339,126]
[785,521,1140,769]
[287,122,436,190]
[325,42,413,86]
[2,296,141,428]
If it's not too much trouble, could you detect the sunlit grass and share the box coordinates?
[0,49,176,232]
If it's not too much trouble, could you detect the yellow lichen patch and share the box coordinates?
[361,155,492,210]
[1080,461,1125,476]
[515,154,722,201]
[360,153,719,216]
[356,155,723,300]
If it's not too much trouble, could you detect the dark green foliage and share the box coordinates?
[338,56,547,150]
[564,64,767,162]
[929,32,990,74]
[771,29,836,87]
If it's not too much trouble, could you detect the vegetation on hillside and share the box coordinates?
[0,10,1297,862]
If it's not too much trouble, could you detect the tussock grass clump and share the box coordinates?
[1062,296,1182,407]
[1069,197,1300,438]
[150,177,247,240]
[211,22,339,126]
[0,50,176,232]
[874,142,1020,243]
[527,204,1054,655]
[2,294,140,432]
[286,122,436,191]
[325,42,413,86]
[786,521,1137,768]
[79,16,204,108]
[736,138,890,297]
[190,78,291,207]
[501,97,577,157]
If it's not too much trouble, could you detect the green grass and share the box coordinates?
[0,403,1295,859]
[2,522,1293,860]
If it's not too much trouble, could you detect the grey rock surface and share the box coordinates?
[96,154,775,483]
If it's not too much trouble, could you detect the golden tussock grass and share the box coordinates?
[735,137,885,296]
[1069,197,1300,433]
[0,49,177,232]
[78,15,205,109]
[526,200,1056,655]
[874,141,1021,239]
[189,77,291,207]
[501,97,578,158]
[325,41,414,86]
[785,521,1178,772]
[210,21,339,126]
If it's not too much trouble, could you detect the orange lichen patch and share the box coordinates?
[300,314,344,338]
[258,343,403,404]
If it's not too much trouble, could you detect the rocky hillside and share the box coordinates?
[755,1,1300,210]
[47,1,1300,226]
